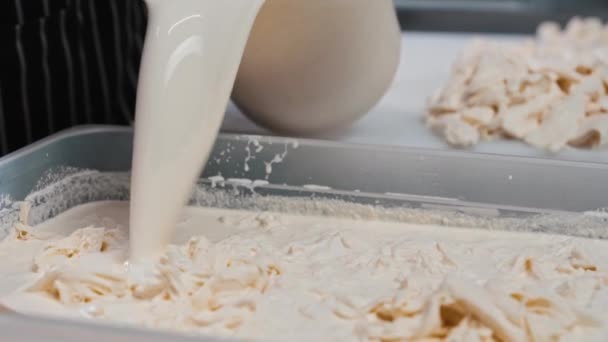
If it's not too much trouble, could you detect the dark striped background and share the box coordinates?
[0,0,147,155]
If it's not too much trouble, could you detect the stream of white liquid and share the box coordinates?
[129,0,264,262]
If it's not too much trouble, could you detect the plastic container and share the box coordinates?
[0,125,606,341]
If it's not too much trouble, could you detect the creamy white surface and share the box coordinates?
[1,201,607,341]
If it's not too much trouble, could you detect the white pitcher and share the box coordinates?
[129,0,400,260]
[233,0,402,134]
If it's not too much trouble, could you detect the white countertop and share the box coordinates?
[222,32,608,164]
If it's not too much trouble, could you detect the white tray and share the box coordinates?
[0,126,607,341]
[222,32,608,164]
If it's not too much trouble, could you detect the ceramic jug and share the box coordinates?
[232,0,401,134]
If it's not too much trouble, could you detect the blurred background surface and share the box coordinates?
[2,0,608,160]
[395,0,608,33]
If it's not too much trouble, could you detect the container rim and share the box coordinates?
[2,124,607,171]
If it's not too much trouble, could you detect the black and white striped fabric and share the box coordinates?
[0,0,147,155]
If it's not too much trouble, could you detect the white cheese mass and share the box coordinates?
[427,17,608,151]
[0,201,606,341]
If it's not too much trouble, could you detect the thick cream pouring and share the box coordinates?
[129,0,264,261]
